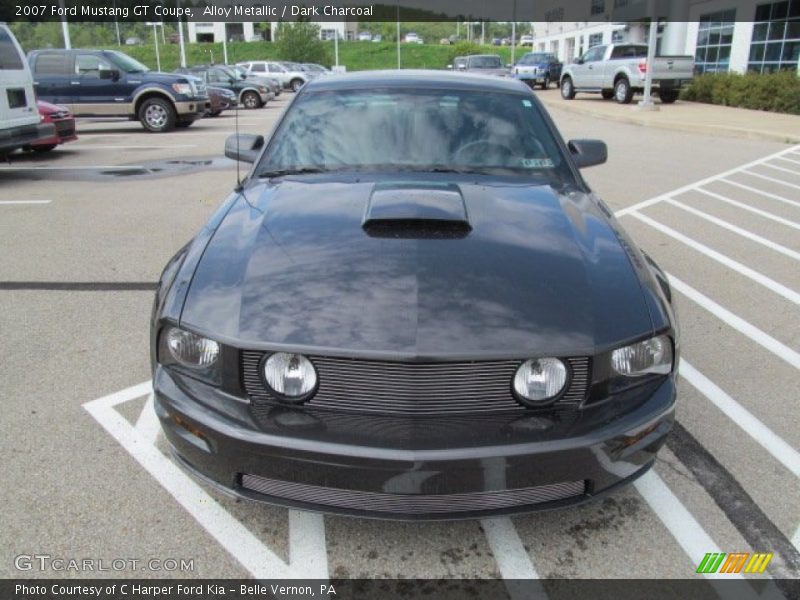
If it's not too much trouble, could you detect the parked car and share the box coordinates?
[205,86,237,117]
[237,61,309,92]
[0,25,55,156]
[560,43,694,104]
[26,100,77,152]
[449,54,508,77]
[519,35,535,46]
[28,48,209,132]
[124,37,141,46]
[372,34,382,43]
[151,70,678,519]
[175,65,272,109]
[492,38,502,46]
[358,32,372,42]
[404,32,420,43]
[440,38,451,45]
[230,65,281,96]
[514,52,563,89]
[301,63,330,76]
[280,61,321,80]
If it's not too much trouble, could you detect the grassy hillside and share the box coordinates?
[123,41,518,72]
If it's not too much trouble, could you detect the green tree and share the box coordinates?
[275,22,330,65]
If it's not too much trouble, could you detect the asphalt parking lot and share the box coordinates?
[1,94,799,593]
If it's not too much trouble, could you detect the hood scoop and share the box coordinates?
[363,183,471,239]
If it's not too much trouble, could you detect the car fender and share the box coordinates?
[132,86,176,115]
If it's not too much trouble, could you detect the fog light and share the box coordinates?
[263,353,317,402]
[513,358,568,405]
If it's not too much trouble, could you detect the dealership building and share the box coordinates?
[532,0,800,73]
[186,21,357,44]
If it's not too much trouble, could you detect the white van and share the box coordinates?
[0,24,54,156]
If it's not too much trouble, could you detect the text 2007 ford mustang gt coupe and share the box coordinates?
[151,71,679,519]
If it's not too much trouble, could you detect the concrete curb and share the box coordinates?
[540,98,800,145]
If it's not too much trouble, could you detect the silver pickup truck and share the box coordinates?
[560,43,694,104]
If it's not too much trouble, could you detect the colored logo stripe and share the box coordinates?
[696,552,773,574]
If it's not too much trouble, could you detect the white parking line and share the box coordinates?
[679,360,800,479]
[720,178,800,208]
[0,200,52,205]
[83,383,328,579]
[134,393,161,446]
[73,144,198,150]
[792,525,800,553]
[615,145,800,217]
[0,165,145,171]
[668,274,800,370]
[288,511,329,579]
[775,156,800,167]
[629,211,800,306]
[481,518,547,600]
[695,188,800,232]
[762,162,800,177]
[665,199,800,261]
[741,169,800,192]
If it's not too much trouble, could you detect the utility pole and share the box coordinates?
[638,18,659,110]
[59,0,70,49]
[396,0,401,69]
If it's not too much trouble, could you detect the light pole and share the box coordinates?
[396,0,401,69]
[334,28,339,67]
[58,0,70,49]
[638,18,659,110]
[176,0,187,68]
[148,22,162,71]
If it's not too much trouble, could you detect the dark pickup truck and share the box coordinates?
[27,49,210,132]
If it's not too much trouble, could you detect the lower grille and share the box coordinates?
[240,475,586,514]
[242,353,590,415]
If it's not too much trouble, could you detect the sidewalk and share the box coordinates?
[537,88,800,144]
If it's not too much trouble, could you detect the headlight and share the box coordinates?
[172,83,193,95]
[264,353,317,401]
[611,335,673,377]
[165,327,219,369]
[513,358,568,405]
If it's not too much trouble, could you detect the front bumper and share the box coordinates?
[31,117,77,147]
[174,99,211,118]
[0,122,56,153]
[154,366,675,520]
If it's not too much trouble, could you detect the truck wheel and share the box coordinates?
[139,97,176,132]
[241,91,262,109]
[614,77,633,104]
[601,90,614,100]
[290,78,304,92]
[660,89,679,104]
[541,75,550,90]
[560,77,576,100]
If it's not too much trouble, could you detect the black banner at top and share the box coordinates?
[2,0,768,23]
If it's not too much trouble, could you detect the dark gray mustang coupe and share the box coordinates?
[151,71,679,519]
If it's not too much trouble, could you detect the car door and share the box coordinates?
[266,63,288,86]
[581,45,607,88]
[74,53,125,116]
[206,67,234,93]
[30,51,73,105]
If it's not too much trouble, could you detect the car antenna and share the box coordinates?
[234,97,243,192]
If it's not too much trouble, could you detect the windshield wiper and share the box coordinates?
[258,167,335,178]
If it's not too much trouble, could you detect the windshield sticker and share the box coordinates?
[521,158,554,168]
[522,99,532,107]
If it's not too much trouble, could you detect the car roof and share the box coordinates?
[305,70,529,94]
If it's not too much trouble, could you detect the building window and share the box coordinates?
[612,29,625,44]
[749,0,800,73]
[591,0,605,16]
[695,10,736,73]
[588,33,604,48]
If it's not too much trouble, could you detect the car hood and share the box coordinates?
[36,99,68,114]
[180,179,656,358]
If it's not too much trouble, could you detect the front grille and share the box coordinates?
[240,474,586,514]
[242,352,590,415]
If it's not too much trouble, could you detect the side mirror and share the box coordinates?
[568,139,607,169]
[225,133,265,163]
[576,58,585,65]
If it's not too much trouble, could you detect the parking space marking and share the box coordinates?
[720,178,800,208]
[0,165,145,171]
[634,471,744,582]
[762,163,800,177]
[615,145,800,217]
[83,383,328,579]
[665,199,800,261]
[72,144,198,150]
[0,200,51,205]
[741,170,800,192]
[695,188,800,232]
[134,393,161,446]
[481,518,547,599]
[679,360,800,479]
[629,211,800,305]
[793,526,800,553]
[667,274,800,370]
[776,156,800,166]
[288,511,329,579]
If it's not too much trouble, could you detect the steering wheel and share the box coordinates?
[453,140,515,162]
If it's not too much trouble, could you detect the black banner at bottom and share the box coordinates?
[4,579,799,600]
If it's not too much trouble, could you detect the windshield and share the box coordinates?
[522,54,554,64]
[108,51,149,73]
[470,56,502,68]
[257,88,566,179]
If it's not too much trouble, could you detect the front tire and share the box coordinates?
[290,78,304,92]
[241,91,262,109]
[614,77,633,104]
[560,76,576,100]
[660,89,679,104]
[139,97,176,132]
